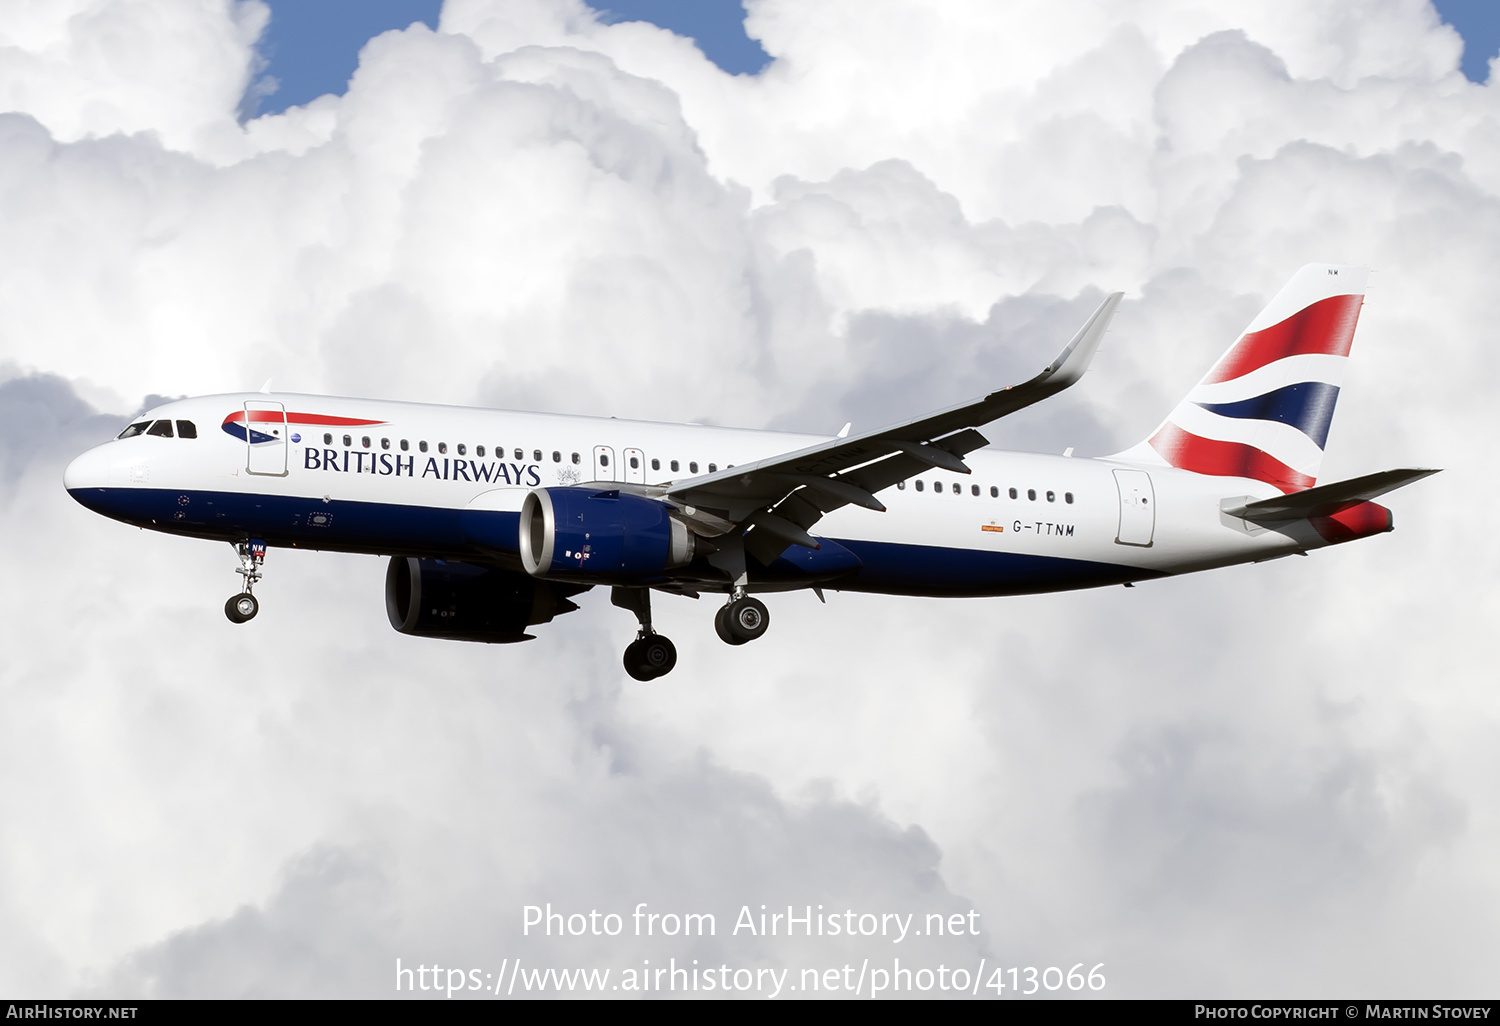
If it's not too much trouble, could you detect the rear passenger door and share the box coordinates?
[1113,469,1155,546]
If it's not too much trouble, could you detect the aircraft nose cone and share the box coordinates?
[63,444,117,503]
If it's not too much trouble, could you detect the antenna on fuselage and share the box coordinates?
[259,378,273,394]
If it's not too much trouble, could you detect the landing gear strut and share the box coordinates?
[225,539,265,624]
[612,587,677,681]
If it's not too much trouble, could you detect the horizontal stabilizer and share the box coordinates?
[1223,467,1440,522]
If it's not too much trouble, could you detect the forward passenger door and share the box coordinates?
[244,401,288,477]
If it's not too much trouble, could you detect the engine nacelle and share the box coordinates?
[385,557,581,643]
[519,487,697,583]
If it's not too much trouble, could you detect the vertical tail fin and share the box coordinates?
[1114,264,1367,493]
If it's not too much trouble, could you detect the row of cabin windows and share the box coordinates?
[116,420,1061,503]
[610,455,720,474]
[320,434,721,475]
[324,433,565,461]
[897,479,1074,504]
[116,420,1055,500]
[118,420,197,439]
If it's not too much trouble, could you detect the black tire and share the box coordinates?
[715,604,747,646]
[639,635,677,678]
[624,635,676,681]
[725,597,769,643]
[225,592,258,623]
[623,640,652,681]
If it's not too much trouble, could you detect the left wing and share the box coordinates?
[661,291,1124,563]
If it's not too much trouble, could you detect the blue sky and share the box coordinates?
[1437,0,1500,81]
[250,1,1497,115]
[252,1,770,114]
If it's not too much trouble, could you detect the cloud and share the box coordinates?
[0,0,1497,998]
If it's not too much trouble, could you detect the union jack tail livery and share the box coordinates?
[1119,264,1367,493]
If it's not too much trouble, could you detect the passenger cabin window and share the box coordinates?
[552,451,561,463]
[118,421,151,439]
[915,480,924,492]
[708,463,717,473]
[689,462,699,474]
[651,458,660,471]
[400,439,409,451]
[951,483,960,495]
[1046,490,1055,502]
[1009,487,1018,499]
[600,454,610,467]
[362,436,371,448]
[343,434,352,447]
[533,449,542,462]
[176,421,197,438]
[457,443,467,456]
[476,445,485,457]
[629,456,639,469]
[1065,492,1074,504]
[670,460,679,472]
[438,442,447,454]
[571,452,580,464]
[1028,489,1037,500]
[147,420,174,437]
[381,437,390,450]
[324,433,333,445]
[420,441,429,453]
[971,484,979,496]
[514,449,523,460]
[896,480,906,490]
[990,486,999,497]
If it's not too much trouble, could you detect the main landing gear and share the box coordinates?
[225,539,265,624]
[611,584,773,679]
[714,593,769,646]
[612,587,678,681]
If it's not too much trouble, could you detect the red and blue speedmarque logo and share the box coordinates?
[221,410,385,445]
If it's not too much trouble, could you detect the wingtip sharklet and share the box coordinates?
[1042,290,1124,387]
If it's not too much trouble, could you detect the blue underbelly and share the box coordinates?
[70,487,1153,595]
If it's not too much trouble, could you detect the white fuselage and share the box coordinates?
[64,392,1317,598]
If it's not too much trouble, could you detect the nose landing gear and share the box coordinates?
[612,586,678,681]
[225,539,265,624]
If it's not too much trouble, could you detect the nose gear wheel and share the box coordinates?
[225,539,266,624]
[225,592,259,623]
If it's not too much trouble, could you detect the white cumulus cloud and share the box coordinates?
[0,0,1495,998]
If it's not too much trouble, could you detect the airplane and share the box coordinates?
[63,264,1437,680]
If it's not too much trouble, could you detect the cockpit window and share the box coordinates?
[176,420,197,439]
[146,419,174,438]
[118,421,151,439]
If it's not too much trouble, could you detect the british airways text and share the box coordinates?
[303,448,542,485]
